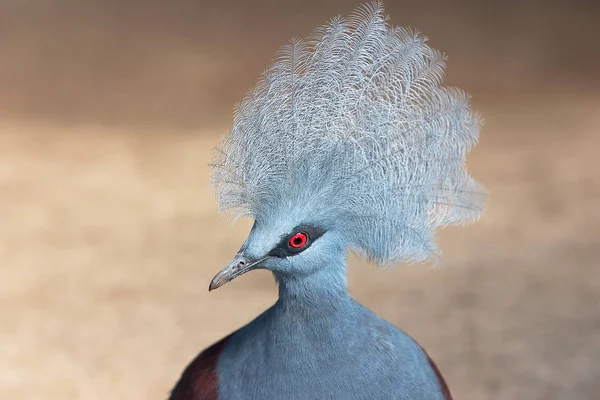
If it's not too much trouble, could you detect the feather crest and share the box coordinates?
[211,1,486,264]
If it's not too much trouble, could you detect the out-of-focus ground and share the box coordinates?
[1,1,599,399]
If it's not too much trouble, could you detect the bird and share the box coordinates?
[169,1,486,399]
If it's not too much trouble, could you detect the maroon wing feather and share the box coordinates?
[169,335,232,400]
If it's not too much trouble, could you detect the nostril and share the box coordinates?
[238,260,245,267]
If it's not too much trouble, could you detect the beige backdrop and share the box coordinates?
[1,1,599,399]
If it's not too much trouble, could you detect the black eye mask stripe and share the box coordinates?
[268,224,326,258]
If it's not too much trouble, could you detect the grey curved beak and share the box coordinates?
[209,253,270,291]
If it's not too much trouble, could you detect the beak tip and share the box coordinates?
[208,280,219,292]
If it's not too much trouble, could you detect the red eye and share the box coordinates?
[288,232,308,249]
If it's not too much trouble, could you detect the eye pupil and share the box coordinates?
[289,232,308,249]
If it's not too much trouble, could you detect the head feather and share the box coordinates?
[211,1,487,265]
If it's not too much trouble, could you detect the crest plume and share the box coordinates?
[211,1,486,265]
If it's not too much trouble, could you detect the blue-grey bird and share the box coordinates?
[169,2,486,399]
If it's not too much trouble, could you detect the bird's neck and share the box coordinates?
[274,262,351,316]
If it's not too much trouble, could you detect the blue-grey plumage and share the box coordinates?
[170,1,486,399]
[215,247,448,400]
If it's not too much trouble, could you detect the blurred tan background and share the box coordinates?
[1,0,599,399]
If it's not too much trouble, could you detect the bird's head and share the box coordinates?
[208,3,487,291]
[209,206,346,291]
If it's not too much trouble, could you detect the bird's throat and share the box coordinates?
[274,263,351,316]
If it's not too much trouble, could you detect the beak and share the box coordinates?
[208,253,270,291]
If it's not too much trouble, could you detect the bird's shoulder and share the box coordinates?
[357,304,453,399]
[168,334,233,400]
[418,347,453,400]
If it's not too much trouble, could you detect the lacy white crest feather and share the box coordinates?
[211,1,487,265]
